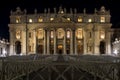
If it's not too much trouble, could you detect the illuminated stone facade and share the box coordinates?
[8,6,112,55]
[0,38,9,56]
[112,29,120,56]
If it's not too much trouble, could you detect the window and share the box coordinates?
[88,19,92,22]
[16,16,21,23]
[16,30,21,39]
[29,19,32,23]
[50,18,54,21]
[50,31,54,38]
[100,30,105,39]
[67,18,70,21]
[67,30,70,38]
[76,29,83,39]
[100,17,105,22]
[60,10,64,14]
[38,18,43,22]
[78,18,82,22]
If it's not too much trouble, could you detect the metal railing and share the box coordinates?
[0,54,120,80]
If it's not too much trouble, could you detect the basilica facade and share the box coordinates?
[8,6,112,55]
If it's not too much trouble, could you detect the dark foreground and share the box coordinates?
[0,54,120,80]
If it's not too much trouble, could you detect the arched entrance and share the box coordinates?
[37,45,43,54]
[57,45,63,54]
[100,41,105,54]
[15,41,21,54]
[77,45,83,54]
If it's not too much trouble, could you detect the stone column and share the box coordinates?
[106,31,111,55]
[43,30,46,55]
[9,29,14,55]
[63,30,66,54]
[54,30,56,54]
[74,30,77,55]
[47,30,50,54]
[83,30,87,54]
[22,28,27,55]
[70,30,73,54]
[94,30,99,55]
[33,29,36,54]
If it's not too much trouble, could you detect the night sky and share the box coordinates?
[0,0,119,40]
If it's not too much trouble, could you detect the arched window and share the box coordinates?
[50,30,54,38]
[16,30,21,39]
[67,30,70,38]
[16,16,21,23]
[100,30,105,39]
[100,17,105,22]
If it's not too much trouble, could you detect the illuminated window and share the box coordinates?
[50,18,54,21]
[100,17,105,22]
[76,29,83,39]
[88,19,92,22]
[29,19,32,23]
[78,18,82,22]
[67,18,70,21]
[60,10,64,14]
[50,31,54,38]
[16,16,21,23]
[37,29,43,39]
[100,30,105,39]
[38,18,43,22]
[16,30,21,39]
[67,31,70,38]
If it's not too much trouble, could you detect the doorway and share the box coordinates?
[15,41,21,54]
[100,41,105,54]
[37,45,43,54]
[57,45,63,54]
[77,45,83,54]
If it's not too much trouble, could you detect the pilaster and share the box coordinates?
[70,30,73,54]
[43,30,46,55]
[63,30,66,54]
[47,30,50,54]
[33,29,36,54]
[54,30,56,54]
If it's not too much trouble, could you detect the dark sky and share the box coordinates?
[0,0,119,40]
